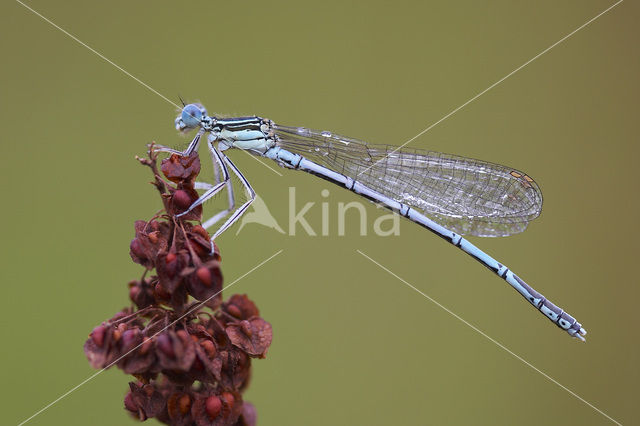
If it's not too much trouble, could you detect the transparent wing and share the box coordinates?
[273,125,543,237]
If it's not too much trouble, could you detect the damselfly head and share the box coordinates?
[175,103,208,132]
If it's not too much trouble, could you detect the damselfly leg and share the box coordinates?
[153,130,204,156]
[207,151,255,241]
[155,131,254,250]
[198,137,236,230]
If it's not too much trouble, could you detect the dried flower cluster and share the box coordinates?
[84,146,272,425]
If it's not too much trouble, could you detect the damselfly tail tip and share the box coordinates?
[574,327,587,342]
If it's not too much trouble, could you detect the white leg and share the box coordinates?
[153,130,204,156]
[194,182,214,190]
[153,133,240,235]
[211,145,221,184]
[154,130,212,192]
[201,139,236,229]
[194,134,223,189]
[201,180,235,230]
[209,152,256,242]
[175,144,230,217]
[211,140,237,224]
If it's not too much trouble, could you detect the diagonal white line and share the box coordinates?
[15,0,286,179]
[239,149,284,176]
[356,0,624,178]
[17,249,284,426]
[356,249,622,426]
[15,0,181,109]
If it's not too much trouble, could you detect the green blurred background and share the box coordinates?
[1,1,638,424]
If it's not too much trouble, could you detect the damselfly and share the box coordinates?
[154,103,586,341]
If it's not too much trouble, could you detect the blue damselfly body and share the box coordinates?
[153,103,587,341]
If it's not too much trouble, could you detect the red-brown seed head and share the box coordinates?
[205,395,222,419]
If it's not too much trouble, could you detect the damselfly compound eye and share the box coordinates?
[181,104,203,128]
